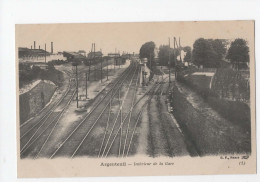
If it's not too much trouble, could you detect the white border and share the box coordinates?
[0,0,259,181]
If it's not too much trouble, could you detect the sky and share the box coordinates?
[16,21,254,55]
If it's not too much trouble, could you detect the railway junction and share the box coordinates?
[20,56,190,158]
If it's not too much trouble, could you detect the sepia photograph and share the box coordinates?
[16,21,256,177]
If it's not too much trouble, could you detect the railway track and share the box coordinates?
[20,80,76,158]
[98,63,140,157]
[71,65,139,158]
[20,64,101,157]
[20,60,173,159]
[20,60,118,157]
[97,74,166,157]
[101,76,165,157]
[124,76,169,156]
[47,62,136,158]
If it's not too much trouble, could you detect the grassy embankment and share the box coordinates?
[19,63,64,124]
[176,67,250,132]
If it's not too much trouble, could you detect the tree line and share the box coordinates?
[19,63,63,88]
[139,38,249,69]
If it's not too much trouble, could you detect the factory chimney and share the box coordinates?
[34,41,36,49]
[31,46,32,49]
[51,42,53,54]
[39,45,40,50]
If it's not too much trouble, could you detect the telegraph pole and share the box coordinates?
[115,48,117,71]
[88,43,93,81]
[72,62,79,108]
[179,37,182,62]
[114,57,115,72]
[101,54,103,83]
[119,56,121,68]
[44,43,46,63]
[85,72,88,99]
[174,37,177,79]
[168,37,171,83]
[107,57,109,81]
[76,64,78,108]
[94,43,96,81]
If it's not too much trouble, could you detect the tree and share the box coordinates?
[158,45,175,66]
[139,41,155,68]
[47,62,55,70]
[183,46,192,63]
[208,39,228,60]
[226,39,249,70]
[192,38,223,68]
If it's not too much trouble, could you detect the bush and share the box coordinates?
[176,70,251,132]
[208,97,251,132]
[19,63,64,88]
[49,59,66,65]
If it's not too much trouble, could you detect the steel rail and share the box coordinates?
[20,82,75,153]
[126,76,168,156]
[34,88,76,159]
[101,76,162,157]
[97,62,138,157]
[97,101,112,157]
[19,67,85,130]
[20,89,76,155]
[103,82,160,157]
[20,80,74,139]
[49,63,134,158]
[121,65,141,156]
[71,64,138,158]
[100,65,138,157]
[21,62,115,156]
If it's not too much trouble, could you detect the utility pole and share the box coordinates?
[101,55,103,83]
[88,43,93,81]
[94,43,96,81]
[174,37,177,79]
[114,57,116,72]
[76,64,79,108]
[179,37,182,62]
[44,43,46,63]
[115,48,117,71]
[72,63,79,108]
[168,37,171,83]
[107,57,109,81]
[119,56,121,68]
[85,72,88,99]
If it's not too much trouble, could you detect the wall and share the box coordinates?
[19,81,57,124]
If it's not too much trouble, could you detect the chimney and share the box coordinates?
[39,45,40,50]
[51,42,53,54]
[31,45,32,49]
[34,41,36,49]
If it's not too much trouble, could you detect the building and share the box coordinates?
[18,47,50,58]
[78,50,86,56]
[87,51,103,59]
[63,51,87,63]
[18,47,53,63]
[108,53,120,58]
